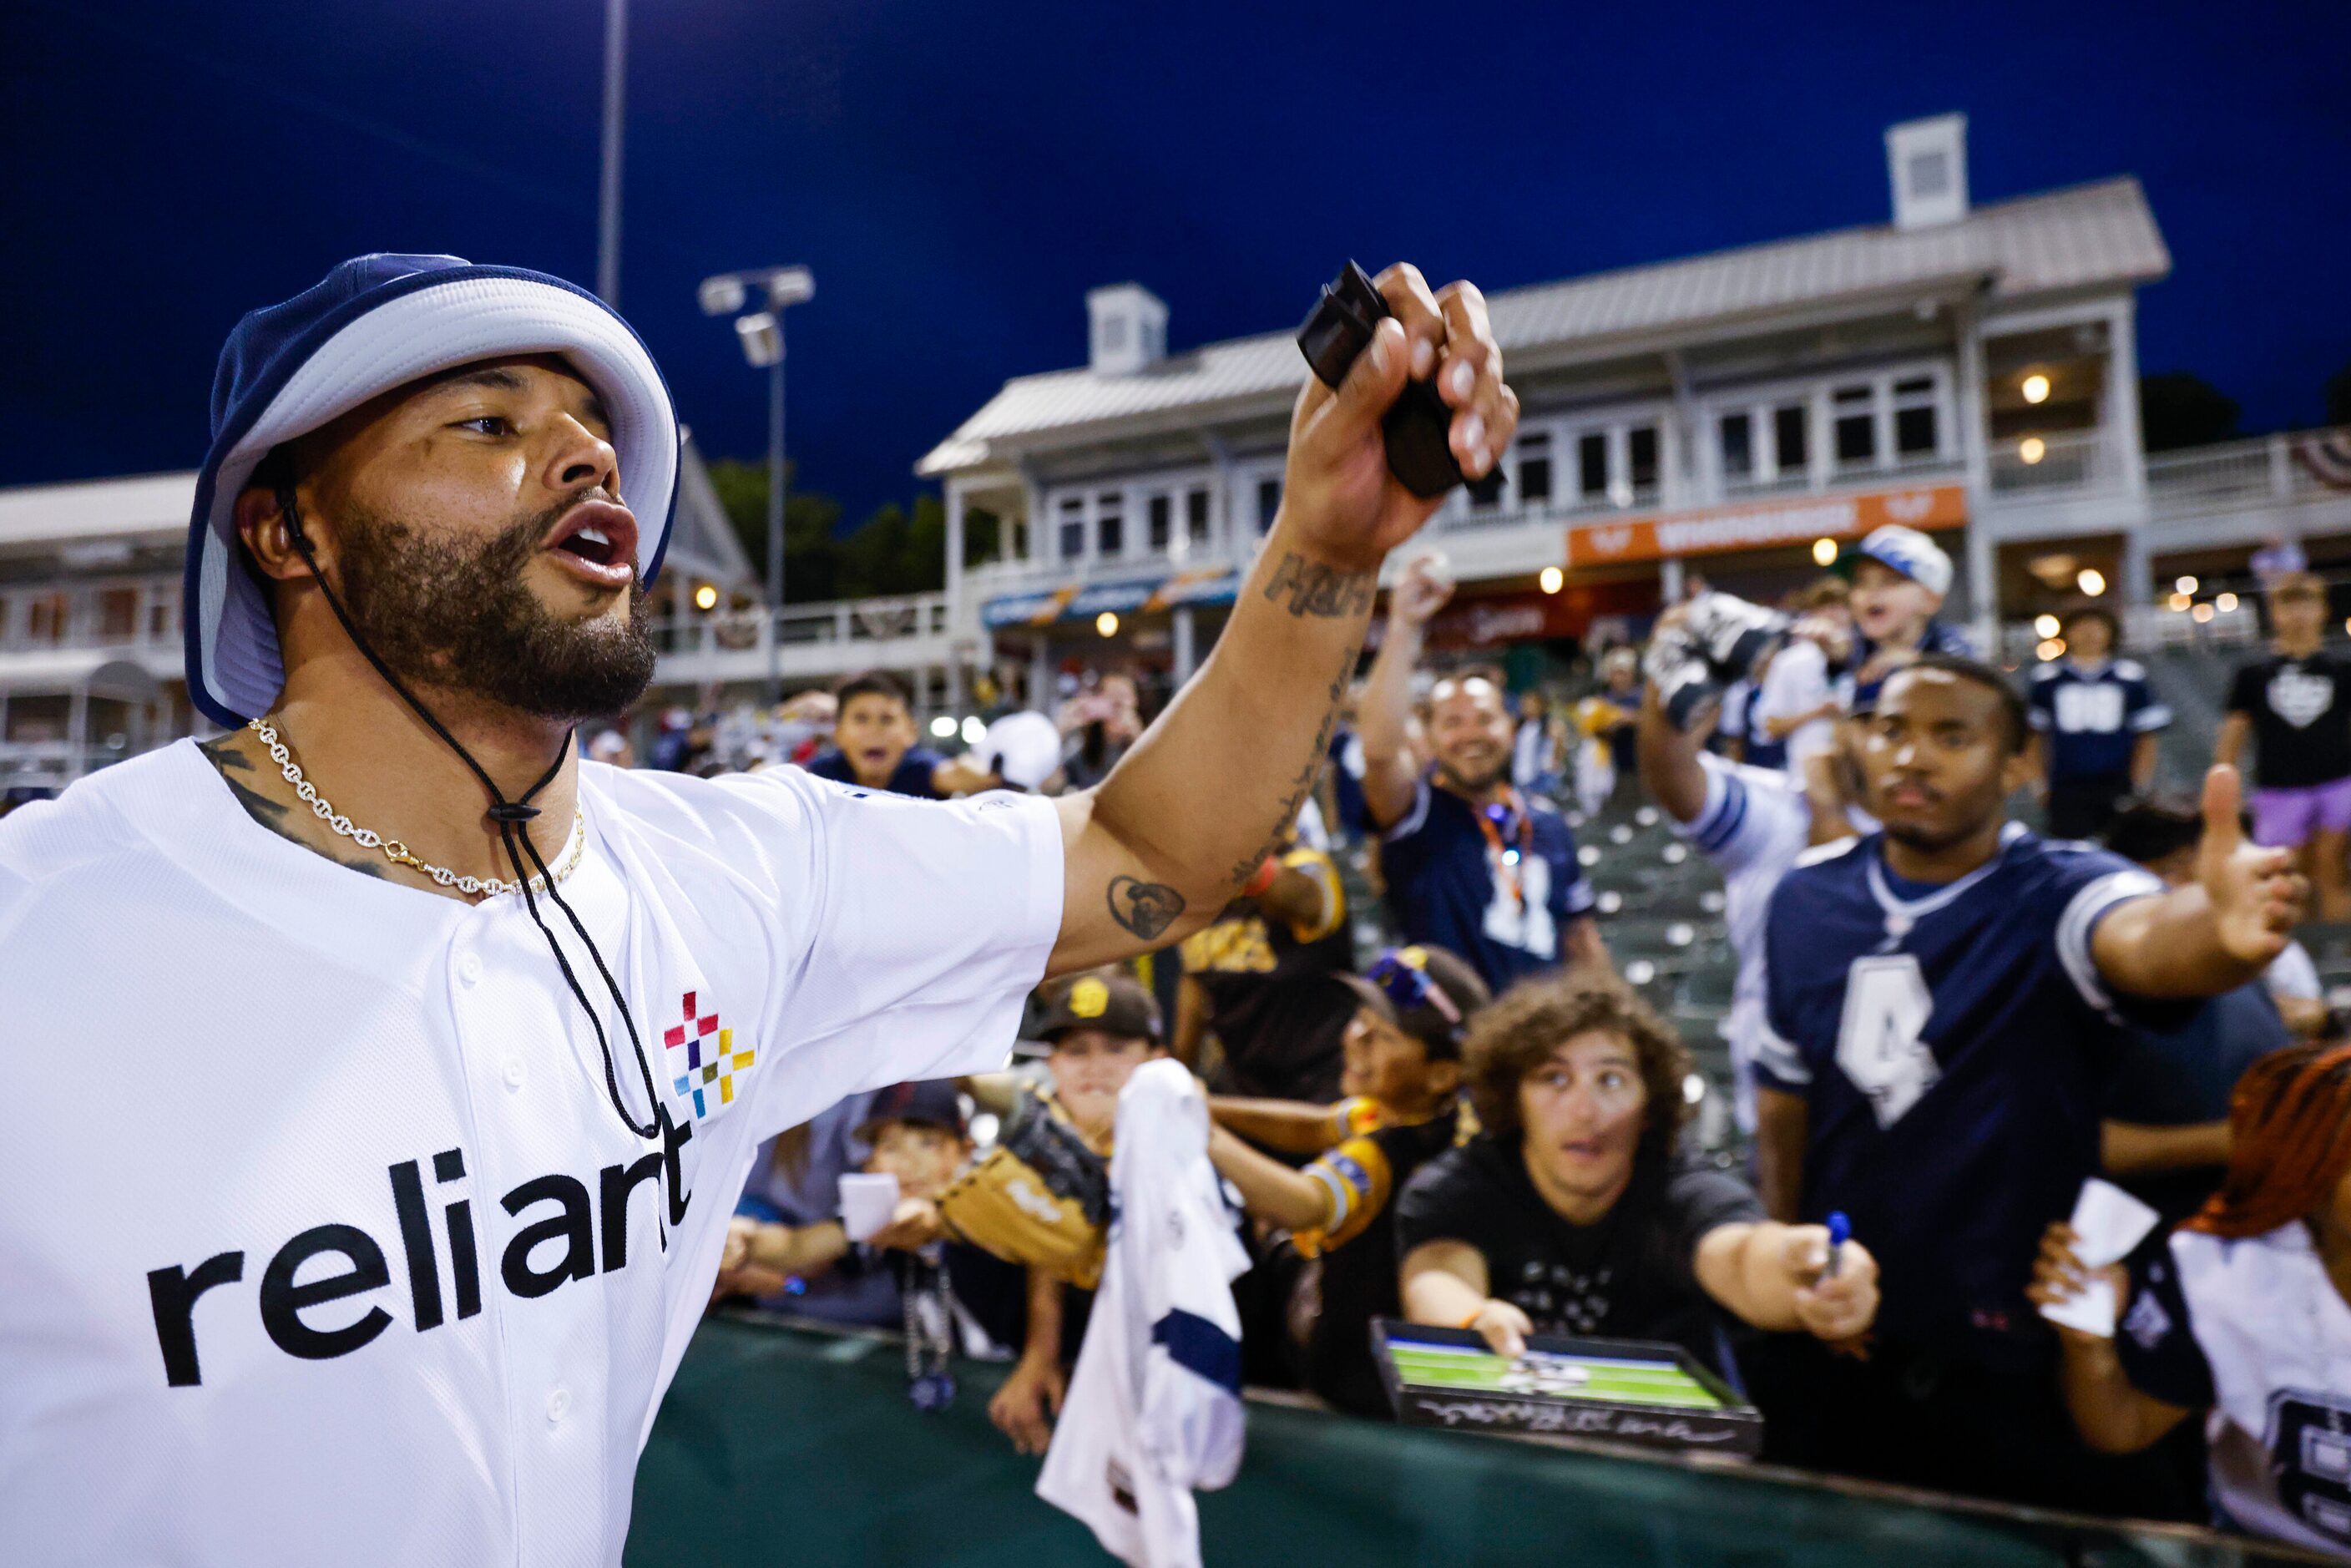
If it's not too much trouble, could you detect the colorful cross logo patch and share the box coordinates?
[663,989,754,1119]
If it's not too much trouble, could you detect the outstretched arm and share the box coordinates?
[2093,765,2305,999]
[1210,1095,1345,1155]
[1048,267,1514,973]
[1205,1123,1333,1233]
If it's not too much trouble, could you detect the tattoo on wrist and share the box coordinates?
[1108,875,1186,941]
[1263,552,1375,620]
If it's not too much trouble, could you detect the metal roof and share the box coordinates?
[919,178,2168,477]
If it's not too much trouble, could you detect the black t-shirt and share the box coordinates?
[1394,1135,1763,1378]
[2227,653,2351,789]
[1302,1108,1463,1417]
[1181,849,1358,1101]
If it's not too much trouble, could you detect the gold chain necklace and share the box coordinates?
[246,716,585,898]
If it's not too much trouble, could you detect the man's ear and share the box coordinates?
[233,483,321,584]
[1428,1058,1464,1099]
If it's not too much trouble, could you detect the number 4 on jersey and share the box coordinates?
[1837,954,1940,1126]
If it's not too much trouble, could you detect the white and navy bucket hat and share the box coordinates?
[185,253,679,726]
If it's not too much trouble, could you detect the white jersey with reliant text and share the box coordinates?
[1038,1060,1248,1568]
[0,741,1063,1567]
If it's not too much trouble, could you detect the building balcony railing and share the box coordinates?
[2145,425,2351,514]
[1987,427,2116,496]
[650,593,950,659]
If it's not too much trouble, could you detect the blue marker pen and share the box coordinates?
[1825,1211,1851,1277]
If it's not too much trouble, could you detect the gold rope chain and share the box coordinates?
[246,717,585,898]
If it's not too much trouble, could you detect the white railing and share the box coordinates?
[2000,603,2262,666]
[2146,426,2351,511]
[650,592,951,660]
[1987,427,2114,495]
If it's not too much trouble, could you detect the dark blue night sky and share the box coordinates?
[6,0,2346,519]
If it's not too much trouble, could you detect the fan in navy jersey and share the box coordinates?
[1358,558,1607,993]
[1751,654,2303,1511]
[1838,525,1974,713]
[2031,1043,2351,1558]
[803,669,997,799]
[2029,605,2168,841]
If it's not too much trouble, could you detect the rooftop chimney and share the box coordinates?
[1085,283,1167,376]
[1885,114,1969,230]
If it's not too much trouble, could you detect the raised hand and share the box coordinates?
[2196,764,2306,964]
[1391,553,1455,627]
[1282,265,1517,574]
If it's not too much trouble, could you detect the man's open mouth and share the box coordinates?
[542,500,640,584]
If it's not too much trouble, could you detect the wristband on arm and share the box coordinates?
[1241,856,1282,898]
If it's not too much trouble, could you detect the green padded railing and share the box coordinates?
[628,1314,2323,1566]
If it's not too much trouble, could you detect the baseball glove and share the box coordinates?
[936,1090,1110,1287]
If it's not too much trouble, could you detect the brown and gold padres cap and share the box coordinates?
[1034,970,1163,1045]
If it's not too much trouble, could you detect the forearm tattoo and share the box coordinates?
[199,734,388,879]
[1227,635,1363,886]
[1107,874,1186,941]
[1262,552,1376,619]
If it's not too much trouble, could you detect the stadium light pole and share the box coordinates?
[700,267,816,703]
[597,0,626,304]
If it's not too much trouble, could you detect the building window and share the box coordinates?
[1256,478,1282,534]
[1893,375,1939,458]
[1097,493,1125,558]
[25,591,68,645]
[1833,384,1875,466]
[1627,425,1659,495]
[1186,487,1211,544]
[1719,412,1752,479]
[1773,403,1809,475]
[1059,498,1085,561]
[1517,432,1553,503]
[1577,432,1609,499]
[98,587,138,640]
[1148,493,1171,552]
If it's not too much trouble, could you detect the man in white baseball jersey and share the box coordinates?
[0,253,1519,1565]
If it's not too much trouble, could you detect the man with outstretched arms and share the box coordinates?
[1751,655,2303,1509]
[0,254,1514,1564]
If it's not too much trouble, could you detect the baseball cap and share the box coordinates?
[1034,971,1162,1045]
[185,253,680,726]
[1852,525,1953,599]
[1339,944,1491,1060]
[857,1079,970,1141]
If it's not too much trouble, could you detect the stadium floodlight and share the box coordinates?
[699,266,816,702]
[734,312,781,368]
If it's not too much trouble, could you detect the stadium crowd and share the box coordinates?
[629,527,2350,1558]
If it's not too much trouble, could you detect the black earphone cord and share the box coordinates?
[276,484,663,1140]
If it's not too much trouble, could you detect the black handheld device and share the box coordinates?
[1297,261,1504,503]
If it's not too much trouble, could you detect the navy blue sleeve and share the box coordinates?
[1545,815,1596,922]
[2112,1235,2214,1411]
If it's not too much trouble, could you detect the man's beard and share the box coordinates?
[331,493,658,721]
[1437,751,1509,796]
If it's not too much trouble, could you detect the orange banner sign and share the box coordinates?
[1562,483,1966,568]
